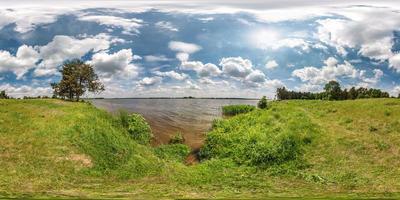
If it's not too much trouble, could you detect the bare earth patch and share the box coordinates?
[67,153,93,168]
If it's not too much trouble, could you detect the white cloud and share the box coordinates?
[265,60,278,69]
[292,57,359,84]
[88,49,139,78]
[154,71,188,80]
[181,61,221,77]
[220,57,253,78]
[138,76,163,87]
[155,21,178,32]
[245,70,265,83]
[144,55,172,62]
[295,83,323,92]
[79,15,143,35]
[168,41,202,54]
[360,69,383,84]
[0,84,52,98]
[34,34,117,76]
[264,79,285,89]
[389,54,400,73]
[176,52,189,62]
[0,45,39,79]
[0,8,64,33]
[392,86,400,97]
[315,6,400,69]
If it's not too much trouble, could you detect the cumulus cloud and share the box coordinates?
[389,54,400,73]
[220,57,253,78]
[264,79,285,89]
[0,45,39,79]
[315,6,400,71]
[34,34,118,76]
[245,70,265,83]
[88,49,139,78]
[265,60,278,69]
[360,69,383,85]
[292,57,359,84]
[0,84,52,98]
[181,61,221,77]
[219,56,270,87]
[155,21,178,32]
[138,76,163,87]
[154,70,188,80]
[79,15,143,35]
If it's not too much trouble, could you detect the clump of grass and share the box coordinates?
[125,113,153,145]
[154,144,191,162]
[201,105,319,167]
[169,132,185,144]
[118,109,130,128]
[222,104,255,116]
[384,110,391,116]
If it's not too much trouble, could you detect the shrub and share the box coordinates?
[257,96,268,109]
[154,144,191,162]
[126,113,153,145]
[222,104,255,116]
[169,132,185,144]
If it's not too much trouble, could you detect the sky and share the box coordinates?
[0,0,400,98]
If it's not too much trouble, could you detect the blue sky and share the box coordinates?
[0,0,400,98]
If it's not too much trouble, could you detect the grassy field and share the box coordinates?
[0,98,400,198]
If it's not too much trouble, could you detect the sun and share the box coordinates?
[248,28,281,49]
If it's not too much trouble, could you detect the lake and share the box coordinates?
[91,98,258,149]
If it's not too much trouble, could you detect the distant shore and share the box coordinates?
[86,97,261,100]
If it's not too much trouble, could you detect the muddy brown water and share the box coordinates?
[91,98,257,151]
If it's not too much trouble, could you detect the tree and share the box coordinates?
[324,80,342,100]
[0,90,9,99]
[398,93,400,99]
[348,87,357,100]
[51,59,104,101]
[258,96,268,109]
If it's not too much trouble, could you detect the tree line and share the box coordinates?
[276,81,392,100]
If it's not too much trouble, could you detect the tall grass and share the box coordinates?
[202,103,319,167]
[222,104,255,116]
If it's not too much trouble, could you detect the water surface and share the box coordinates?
[91,98,257,149]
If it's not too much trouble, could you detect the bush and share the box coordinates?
[126,113,153,145]
[154,144,191,162]
[222,104,255,116]
[257,96,268,109]
[169,132,185,144]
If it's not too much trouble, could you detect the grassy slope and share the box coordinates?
[0,99,400,198]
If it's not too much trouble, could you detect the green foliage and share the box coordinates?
[324,80,342,100]
[201,104,319,167]
[222,104,255,116]
[0,90,9,99]
[154,144,191,162]
[276,84,390,100]
[257,96,268,109]
[169,132,185,144]
[118,110,130,128]
[126,113,153,145]
[51,59,104,101]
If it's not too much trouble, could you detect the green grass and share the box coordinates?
[222,104,256,116]
[1,98,400,198]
